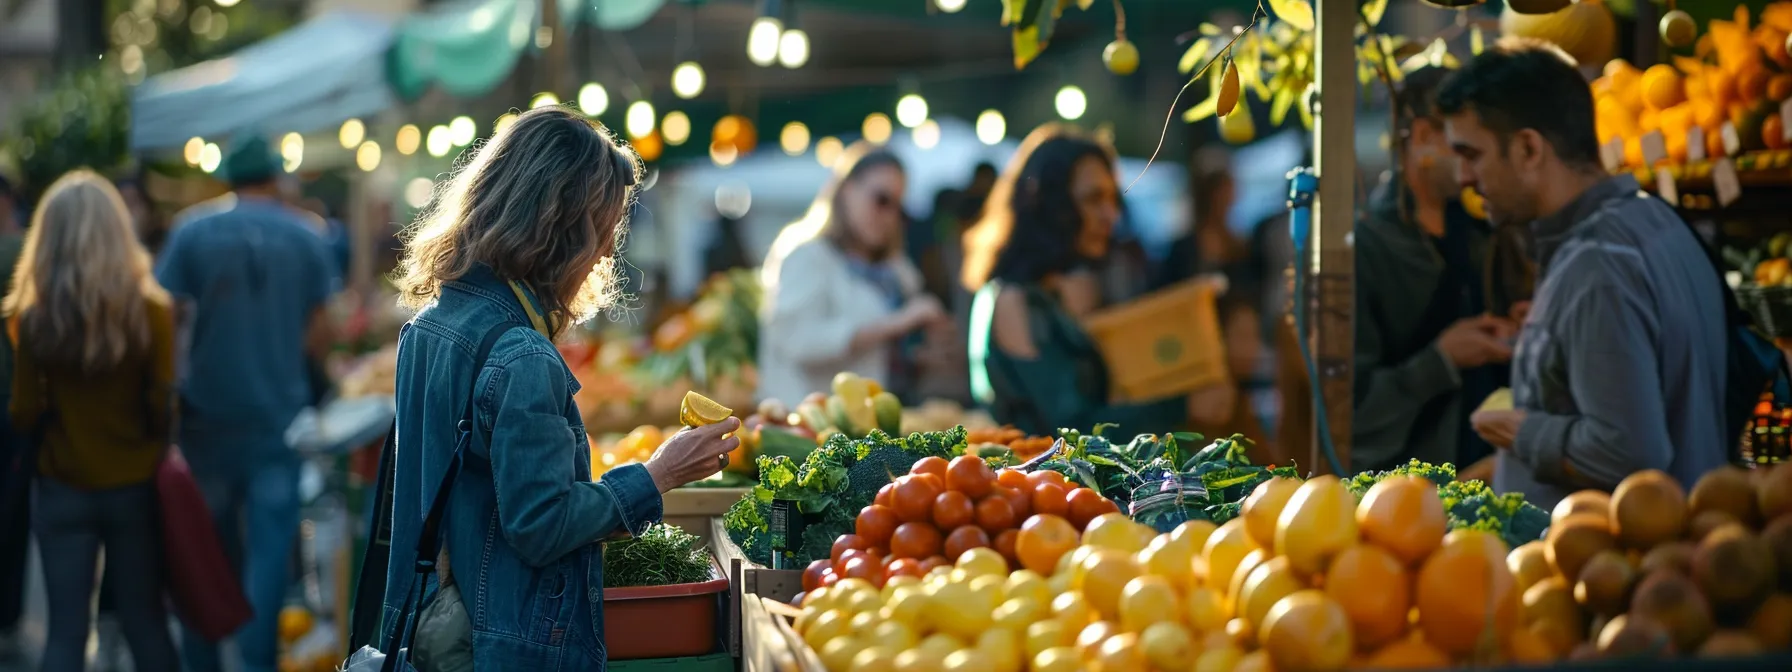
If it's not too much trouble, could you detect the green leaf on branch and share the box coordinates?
[1363,0,1389,27]
[1011,0,1068,70]
[1179,38,1214,74]
[1270,86,1296,126]
[1268,0,1315,31]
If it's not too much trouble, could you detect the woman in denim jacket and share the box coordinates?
[382,106,740,669]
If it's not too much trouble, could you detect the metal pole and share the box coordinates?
[1309,0,1356,475]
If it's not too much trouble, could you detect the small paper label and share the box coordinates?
[1687,126,1707,162]
[1656,169,1679,207]
[1782,100,1792,142]
[1722,121,1742,156]
[1600,138,1625,172]
[1713,157,1742,207]
[1641,131,1667,167]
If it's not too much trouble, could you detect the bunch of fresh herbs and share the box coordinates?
[602,523,714,588]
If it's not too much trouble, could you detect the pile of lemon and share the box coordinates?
[795,474,1546,672]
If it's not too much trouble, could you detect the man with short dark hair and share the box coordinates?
[1440,39,1727,509]
[158,135,336,672]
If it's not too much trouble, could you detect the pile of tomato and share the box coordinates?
[803,456,1122,592]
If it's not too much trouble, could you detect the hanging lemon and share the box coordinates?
[1659,10,1696,48]
[679,391,734,427]
[1103,39,1140,75]
[1216,59,1241,118]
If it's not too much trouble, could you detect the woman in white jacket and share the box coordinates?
[758,144,946,404]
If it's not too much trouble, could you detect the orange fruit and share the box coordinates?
[1693,99,1725,133]
[1642,64,1686,110]
[1360,635,1453,669]
[1415,530,1520,659]
[1016,514,1079,576]
[1773,74,1792,102]
[1766,115,1790,150]
[1738,64,1771,103]
[1708,69,1737,106]
[1506,624,1560,664]
[1259,590,1354,672]
[1274,475,1359,577]
[1355,475,1447,566]
[1324,545,1412,650]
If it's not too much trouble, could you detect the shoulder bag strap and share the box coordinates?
[369,320,518,670]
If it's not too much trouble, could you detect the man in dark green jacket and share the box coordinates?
[1353,67,1519,475]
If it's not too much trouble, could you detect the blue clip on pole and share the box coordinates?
[1284,167,1345,476]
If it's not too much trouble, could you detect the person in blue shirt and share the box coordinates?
[155,135,337,672]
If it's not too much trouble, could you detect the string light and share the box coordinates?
[183,137,204,166]
[404,177,435,209]
[395,125,421,155]
[626,101,656,138]
[710,142,740,166]
[426,125,452,157]
[281,133,304,172]
[663,111,692,146]
[747,17,782,66]
[976,110,1006,145]
[671,62,706,99]
[448,116,476,146]
[778,29,810,68]
[780,122,811,155]
[494,113,518,134]
[356,141,382,172]
[913,119,941,150]
[531,92,560,109]
[895,94,928,129]
[1055,85,1087,120]
[862,113,893,145]
[199,142,222,173]
[338,119,364,149]
[579,83,610,116]
[937,0,966,12]
[815,136,844,167]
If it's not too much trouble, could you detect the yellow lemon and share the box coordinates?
[820,636,870,671]
[916,633,964,658]
[678,391,732,427]
[1083,514,1154,554]
[1139,621,1196,671]
[804,609,853,650]
[1237,556,1306,629]
[1004,570,1051,605]
[957,547,1009,577]
[976,628,1023,672]
[1259,590,1354,672]
[1138,533,1197,591]
[1193,645,1242,672]
[1093,633,1148,672]
[1241,476,1302,549]
[1078,551,1143,620]
[1118,575,1183,632]
[1025,619,1070,659]
[1184,586,1228,632]
[1201,518,1258,589]
[1051,591,1095,629]
[867,621,917,652]
[849,646,898,672]
[1031,647,1082,672]
[991,596,1047,632]
[892,648,948,672]
[940,648,990,672]
[1273,475,1359,577]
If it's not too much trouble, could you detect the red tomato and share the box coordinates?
[840,555,886,586]
[917,555,951,573]
[886,557,924,578]
[874,483,896,508]
[996,468,1030,491]
[913,472,946,494]
[1065,487,1118,530]
[992,529,1020,566]
[1026,470,1068,488]
[997,485,1032,520]
[855,505,899,547]
[910,456,949,480]
[892,475,944,523]
[943,525,992,561]
[802,558,831,593]
[889,522,944,559]
[818,568,839,589]
[836,548,873,573]
[975,495,1018,533]
[830,534,870,567]
[946,456,996,499]
[932,491,976,529]
[1031,482,1070,518]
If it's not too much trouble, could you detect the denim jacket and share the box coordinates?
[380,264,663,670]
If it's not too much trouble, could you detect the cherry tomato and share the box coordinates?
[886,557,925,578]
[856,504,899,547]
[975,495,1018,533]
[913,472,946,494]
[932,491,975,529]
[1065,487,1119,530]
[889,522,944,559]
[818,568,839,588]
[996,468,1030,491]
[892,475,944,523]
[992,529,1020,566]
[946,456,996,499]
[910,456,949,480]
[997,485,1032,520]
[841,555,886,586]
[1031,482,1070,518]
[1026,469,1068,488]
[802,558,831,593]
[917,555,951,574]
[836,548,874,573]
[874,483,896,508]
[830,534,870,567]
[943,525,992,561]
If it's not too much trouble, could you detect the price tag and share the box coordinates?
[1641,131,1667,167]
[1600,138,1625,172]
[1656,169,1679,208]
[1781,100,1792,142]
[1713,157,1742,207]
[1722,121,1742,156]
[1687,126,1707,162]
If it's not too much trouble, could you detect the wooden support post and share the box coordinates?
[1309,0,1356,475]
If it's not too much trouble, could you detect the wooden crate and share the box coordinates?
[664,487,750,546]
[1082,276,1230,402]
[711,517,805,658]
[741,595,824,672]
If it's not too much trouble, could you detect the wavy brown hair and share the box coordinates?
[393,106,641,332]
[961,123,1115,290]
[3,170,167,374]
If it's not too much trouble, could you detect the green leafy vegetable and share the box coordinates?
[603,524,714,588]
[1345,459,1551,548]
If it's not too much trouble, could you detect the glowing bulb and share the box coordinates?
[494,113,518,134]
[356,141,382,172]
[913,119,941,149]
[976,109,1006,145]
[778,29,810,68]
[338,119,364,149]
[1055,85,1087,120]
[937,0,966,12]
[747,17,783,66]
[895,94,928,129]
[216,0,241,6]
[715,181,752,218]
[815,136,844,167]
[671,62,706,99]
[426,125,452,157]
[862,113,893,145]
[404,177,435,209]
[710,142,739,166]
[578,83,610,116]
[780,122,811,155]
[280,133,304,173]
[625,101,656,138]
[395,125,421,155]
[531,92,560,109]
[663,111,692,145]
[448,116,477,146]
[199,142,222,173]
[184,137,204,166]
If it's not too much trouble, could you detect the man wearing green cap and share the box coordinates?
[156,135,337,672]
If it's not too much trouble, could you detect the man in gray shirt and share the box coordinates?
[1437,39,1728,510]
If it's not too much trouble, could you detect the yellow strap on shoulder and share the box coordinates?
[506,281,553,338]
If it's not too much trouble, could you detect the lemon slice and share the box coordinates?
[679,391,734,427]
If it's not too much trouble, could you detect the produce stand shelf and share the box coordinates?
[664,487,750,547]
[711,517,803,659]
